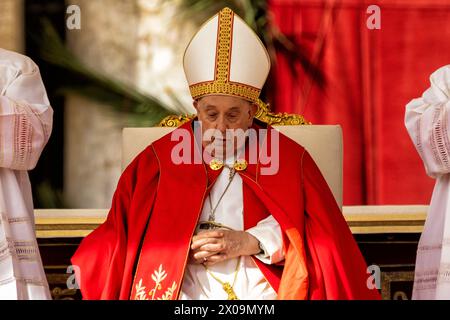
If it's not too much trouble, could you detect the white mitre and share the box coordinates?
[183,7,271,103]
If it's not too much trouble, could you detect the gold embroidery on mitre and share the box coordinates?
[216,7,233,84]
[190,82,261,102]
[189,7,262,102]
[134,264,178,300]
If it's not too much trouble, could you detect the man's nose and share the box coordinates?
[216,118,228,135]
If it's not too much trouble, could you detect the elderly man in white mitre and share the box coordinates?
[72,8,379,300]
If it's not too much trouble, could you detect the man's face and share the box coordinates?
[194,95,258,159]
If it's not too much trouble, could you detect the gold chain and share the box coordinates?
[202,155,245,299]
[207,166,236,222]
[203,256,241,300]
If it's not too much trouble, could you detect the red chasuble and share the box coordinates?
[71,119,381,300]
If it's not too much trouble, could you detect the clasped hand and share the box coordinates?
[189,229,260,266]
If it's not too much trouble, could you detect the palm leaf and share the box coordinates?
[36,19,174,127]
[175,0,325,107]
[174,0,326,90]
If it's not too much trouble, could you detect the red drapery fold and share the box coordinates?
[267,0,450,205]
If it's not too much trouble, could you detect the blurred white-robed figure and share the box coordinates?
[0,48,52,299]
[406,65,450,300]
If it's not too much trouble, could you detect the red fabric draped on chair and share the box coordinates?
[267,0,450,205]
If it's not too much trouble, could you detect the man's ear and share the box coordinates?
[246,102,258,126]
[249,103,258,119]
[250,103,258,117]
[193,99,199,112]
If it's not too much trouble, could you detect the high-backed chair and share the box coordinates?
[122,108,343,208]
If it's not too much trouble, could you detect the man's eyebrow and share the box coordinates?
[203,104,217,110]
[227,106,241,112]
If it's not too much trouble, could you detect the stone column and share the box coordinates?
[0,0,24,53]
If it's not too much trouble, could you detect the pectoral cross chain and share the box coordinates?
[222,282,238,300]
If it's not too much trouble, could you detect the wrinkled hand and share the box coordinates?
[189,229,260,266]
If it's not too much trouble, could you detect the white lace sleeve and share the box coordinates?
[0,57,53,171]
[405,65,450,178]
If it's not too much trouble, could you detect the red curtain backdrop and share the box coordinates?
[267,0,450,205]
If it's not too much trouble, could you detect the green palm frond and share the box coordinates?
[175,0,326,90]
[37,19,174,127]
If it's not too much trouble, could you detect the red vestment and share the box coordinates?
[71,120,381,300]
